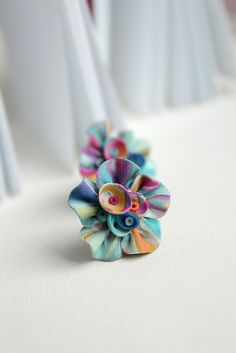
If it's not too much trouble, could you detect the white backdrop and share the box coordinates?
[95,0,236,112]
[0,0,126,172]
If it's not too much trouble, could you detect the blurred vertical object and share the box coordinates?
[93,0,111,68]
[0,0,76,170]
[0,90,20,200]
[224,0,236,30]
[0,0,125,174]
[95,0,236,113]
[58,0,126,139]
[0,30,20,201]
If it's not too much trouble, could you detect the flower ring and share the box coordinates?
[69,158,170,261]
[79,121,156,180]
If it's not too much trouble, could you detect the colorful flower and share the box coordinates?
[69,158,170,261]
[79,121,156,180]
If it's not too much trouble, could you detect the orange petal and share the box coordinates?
[131,228,158,254]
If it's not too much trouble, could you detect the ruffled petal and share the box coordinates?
[121,217,161,255]
[87,121,108,149]
[104,137,128,160]
[96,158,140,189]
[119,131,150,156]
[68,179,100,226]
[99,183,131,214]
[79,146,103,179]
[131,174,159,193]
[81,224,122,261]
[131,175,170,218]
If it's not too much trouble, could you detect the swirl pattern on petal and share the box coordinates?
[96,158,140,189]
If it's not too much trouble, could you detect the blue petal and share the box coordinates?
[128,153,145,168]
[68,179,100,226]
[107,214,131,237]
[117,213,140,231]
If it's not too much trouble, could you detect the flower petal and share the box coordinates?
[81,224,122,261]
[96,158,140,188]
[107,214,131,237]
[121,217,161,255]
[128,153,145,168]
[68,179,100,226]
[87,121,108,149]
[119,131,150,156]
[79,146,103,179]
[140,159,157,178]
[99,183,131,214]
[131,174,159,193]
[131,175,170,218]
[104,138,128,160]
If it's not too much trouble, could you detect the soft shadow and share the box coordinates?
[44,239,91,265]
[122,252,152,262]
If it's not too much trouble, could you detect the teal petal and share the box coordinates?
[94,233,122,261]
[119,131,150,156]
[81,224,108,256]
[140,159,157,178]
[81,224,122,261]
[87,121,107,149]
[96,158,140,188]
[68,179,100,226]
[121,217,161,255]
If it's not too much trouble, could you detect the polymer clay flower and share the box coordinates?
[79,121,156,180]
[69,158,170,261]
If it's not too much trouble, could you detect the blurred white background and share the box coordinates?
[0,1,236,353]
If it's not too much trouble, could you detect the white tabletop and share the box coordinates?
[1,89,236,353]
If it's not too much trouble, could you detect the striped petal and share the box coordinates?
[131,175,170,218]
[68,179,100,227]
[131,174,159,193]
[79,146,103,179]
[87,121,108,149]
[81,224,122,261]
[96,158,140,189]
[121,217,161,255]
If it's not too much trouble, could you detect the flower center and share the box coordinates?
[109,196,118,205]
[110,148,118,157]
[97,209,107,222]
[117,212,140,231]
[99,183,131,214]
[124,216,134,227]
[130,198,139,212]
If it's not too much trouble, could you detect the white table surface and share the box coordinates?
[1,88,236,353]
